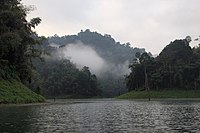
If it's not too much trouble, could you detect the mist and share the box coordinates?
[55,42,130,77]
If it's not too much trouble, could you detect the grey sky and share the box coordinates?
[22,0,200,54]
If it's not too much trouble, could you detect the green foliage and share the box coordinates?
[0,0,46,103]
[49,29,145,64]
[0,80,44,104]
[47,29,145,97]
[126,52,154,90]
[0,0,42,84]
[158,39,193,65]
[126,38,200,91]
[34,59,101,98]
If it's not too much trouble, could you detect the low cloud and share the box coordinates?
[60,42,105,74]
[56,42,130,77]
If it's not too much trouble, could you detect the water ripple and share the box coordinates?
[1,99,200,132]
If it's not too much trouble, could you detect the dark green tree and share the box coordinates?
[126,36,200,91]
[0,0,42,84]
[34,58,101,98]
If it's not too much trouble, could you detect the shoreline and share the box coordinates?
[117,90,200,99]
[120,98,200,101]
[1,98,200,107]
[0,101,52,107]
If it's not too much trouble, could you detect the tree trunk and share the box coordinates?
[144,66,150,101]
[169,64,172,88]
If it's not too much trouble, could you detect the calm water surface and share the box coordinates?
[1,99,200,132]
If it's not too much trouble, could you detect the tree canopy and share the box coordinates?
[48,29,145,64]
[33,58,101,98]
[0,0,42,84]
[126,37,200,91]
[46,29,145,97]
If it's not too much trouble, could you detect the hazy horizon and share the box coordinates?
[22,0,200,54]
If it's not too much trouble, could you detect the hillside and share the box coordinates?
[48,29,145,65]
[126,36,200,92]
[0,80,44,104]
[0,0,45,103]
[33,30,146,97]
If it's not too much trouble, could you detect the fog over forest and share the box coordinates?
[1,1,200,132]
[53,42,130,77]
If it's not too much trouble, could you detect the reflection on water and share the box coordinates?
[1,99,200,132]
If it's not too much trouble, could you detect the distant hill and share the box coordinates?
[48,29,145,65]
[44,29,146,97]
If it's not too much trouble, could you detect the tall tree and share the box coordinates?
[126,36,200,91]
[0,0,42,84]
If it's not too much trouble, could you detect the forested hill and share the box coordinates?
[36,30,146,97]
[0,0,45,103]
[126,36,200,91]
[48,29,146,64]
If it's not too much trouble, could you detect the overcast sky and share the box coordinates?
[22,0,200,54]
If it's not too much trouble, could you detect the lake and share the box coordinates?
[1,99,200,132]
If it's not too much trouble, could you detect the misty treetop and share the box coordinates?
[126,36,200,91]
[46,29,146,97]
[48,29,145,65]
[4,0,200,100]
